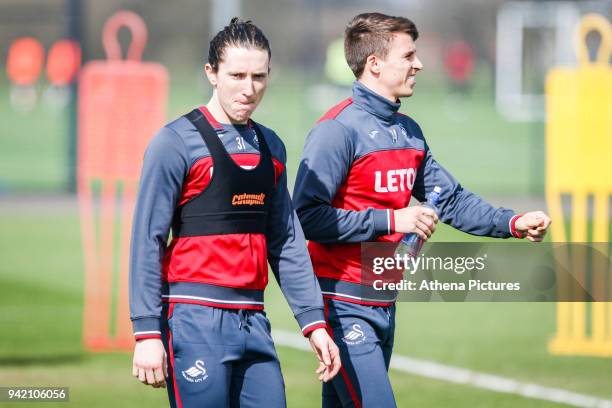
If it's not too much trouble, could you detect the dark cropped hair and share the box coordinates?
[345,12,419,78]
[208,17,271,72]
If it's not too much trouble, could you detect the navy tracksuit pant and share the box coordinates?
[322,298,397,408]
[161,303,286,407]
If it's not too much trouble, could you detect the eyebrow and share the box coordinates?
[228,71,268,75]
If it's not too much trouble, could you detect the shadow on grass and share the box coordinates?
[0,353,85,367]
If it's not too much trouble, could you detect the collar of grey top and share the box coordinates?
[216,122,253,135]
[219,123,249,130]
[352,80,401,122]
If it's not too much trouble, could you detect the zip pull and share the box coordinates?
[238,309,251,329]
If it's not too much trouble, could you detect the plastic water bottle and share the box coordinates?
[395,186,442,258]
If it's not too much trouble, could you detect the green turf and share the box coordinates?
[0,83,67,192]
[1,213,610,407]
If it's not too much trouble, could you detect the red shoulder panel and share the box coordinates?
[316,97,353,124]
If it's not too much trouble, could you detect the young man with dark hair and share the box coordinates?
[130,18,340,407]
[293,12,551,407]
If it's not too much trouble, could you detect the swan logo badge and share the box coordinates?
[342,324,366,345]
[182,360,208,383]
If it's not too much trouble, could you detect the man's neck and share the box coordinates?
[205,93,248,125]
[357,77,399,104]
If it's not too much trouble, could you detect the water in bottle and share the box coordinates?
[395,186,442,258]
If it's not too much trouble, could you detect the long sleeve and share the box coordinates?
[412,142,518,238]
[293,119,391,243]
[129,127,188,340]
[266,142,327,337]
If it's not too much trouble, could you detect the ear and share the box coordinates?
[365,54,382,76]
[204,63,218,87]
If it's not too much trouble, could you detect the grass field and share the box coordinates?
[1,211,611,407]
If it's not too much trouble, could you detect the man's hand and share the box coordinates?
[514,211,551,242]
[308,328,341,382]
[393,206,439,240]
[132,338,168,388]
